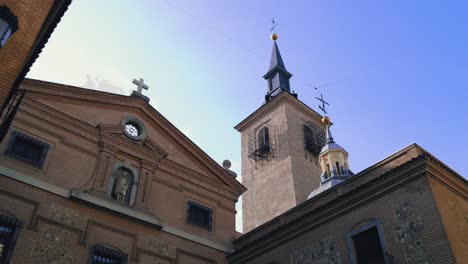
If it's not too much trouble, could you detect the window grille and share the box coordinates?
[6,131,49,167]
[257,127,271,154]
[303,122,325,157]
[89,245,127,264]
[247,124,275,161]
[0,215,21,263]
[186,201,213,230]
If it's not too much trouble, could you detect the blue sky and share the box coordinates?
[28,0,468,231]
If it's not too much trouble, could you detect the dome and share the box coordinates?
[320,142,346,154]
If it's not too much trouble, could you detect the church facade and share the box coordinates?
[0,79,245,263]
[0,2,467,264]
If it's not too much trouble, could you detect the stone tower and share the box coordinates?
[235,35,327,232]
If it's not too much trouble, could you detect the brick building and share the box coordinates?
[0,0,71,141]
[0,2,467,264]
[230,36,467,264]
[0,79,246,263]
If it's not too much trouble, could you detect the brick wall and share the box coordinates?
[427,173,468,263]
[232,176,456,264]
[0,0,55,107]
[0,80,242,263]
[0,177,227,263]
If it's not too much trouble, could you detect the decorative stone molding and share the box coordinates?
[290,237,343,264]
[393,201,431,264]
[121,115,147,141]
[70,189,163,229]
[47,202,85,229]
[32,227,74,264]
[139,255,171,264]
[142,237,173,257]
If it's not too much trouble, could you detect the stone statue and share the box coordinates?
[113,169,131,202]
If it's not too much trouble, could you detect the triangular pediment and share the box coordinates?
[20,79,246,196]
[97,124,169,162]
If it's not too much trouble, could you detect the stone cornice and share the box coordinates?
[425,155,467,199]
[21,97,99,143]
[70,189,163,229]
[234,92,323,132]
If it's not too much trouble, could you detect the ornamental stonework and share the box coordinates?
[290,238,343,264]
[47,203,84,229]
[32,227,73,264]
[141,236,176,258]
[393,201,431,264]
[139,254,171,264]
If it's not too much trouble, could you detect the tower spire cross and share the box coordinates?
[314,87,330,116]
[269,18,279,33]
[132,78,149,94]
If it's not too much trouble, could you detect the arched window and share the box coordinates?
[346,220,391,264]
[111,167,134,205]
[257,127,270,153]
[336,162,341,175]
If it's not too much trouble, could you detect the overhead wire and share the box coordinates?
[163,0,331,97]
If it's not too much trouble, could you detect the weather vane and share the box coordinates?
[314,86,330,117]
[270,18,279,33]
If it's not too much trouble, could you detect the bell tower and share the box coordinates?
[235,34,326,232]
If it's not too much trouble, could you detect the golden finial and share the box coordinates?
[270,18,279,41]
[271,33,278,41]
[322,116,331,125]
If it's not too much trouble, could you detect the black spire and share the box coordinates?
[263,39,293,102]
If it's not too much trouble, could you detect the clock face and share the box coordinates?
[124,123,139,137]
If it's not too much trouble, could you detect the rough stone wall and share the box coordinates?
[0,0,55,107]
[241,102,296,233]
[241,98,326,233]
[427,176,468,263]
[235,176,456,264]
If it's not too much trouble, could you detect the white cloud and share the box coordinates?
[81,74,132,95]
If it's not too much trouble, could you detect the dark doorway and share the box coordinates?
[352,226,385,264]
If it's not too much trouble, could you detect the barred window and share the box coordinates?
[257,127,270,154]
[186,201,213,230]
[6,131,49,167]
[303,123,325,156]
[90,245,127,264]
[0,215,21,263]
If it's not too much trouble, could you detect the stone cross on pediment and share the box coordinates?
[132,78,149,94]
